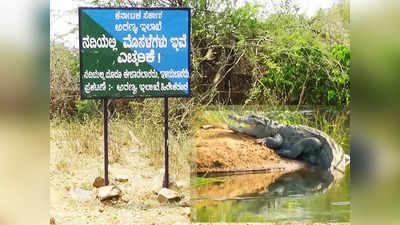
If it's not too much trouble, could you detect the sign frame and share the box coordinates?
[78,7,192,100]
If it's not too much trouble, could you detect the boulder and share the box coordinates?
[97,185,122,201]
[157,188,181,203]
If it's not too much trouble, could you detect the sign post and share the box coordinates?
[163,97,169,188]
[79,8,191,187]
[103,98,109,185]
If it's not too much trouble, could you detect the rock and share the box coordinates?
[175,180,188,189]
[169,180,187,191]
[157,188,181,203]
[121,196,129,203]
[97,185,122,201]
[69,187,93,201]
[93,177,105,188]
[256,138,265,144]
[50,217,56,225]
[129,149,138,153]
[201,125,215,130]
[99,207,104,213]
[182,207,191,217]
[114,175,129,182]
[168,181,178,191]
[179,199,190,207]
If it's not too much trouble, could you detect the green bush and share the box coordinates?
[51,0,350,122]
[75,99,100,120]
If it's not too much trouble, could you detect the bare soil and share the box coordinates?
[49,127,191,225]
[195,127,305,173]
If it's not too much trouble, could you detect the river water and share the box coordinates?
[192,108,350,223]
[193,166,350,223]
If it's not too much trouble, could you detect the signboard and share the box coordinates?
[79,7,191,99]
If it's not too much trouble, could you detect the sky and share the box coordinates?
[50,0,344,49]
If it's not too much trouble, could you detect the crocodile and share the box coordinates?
[227,114,350,171]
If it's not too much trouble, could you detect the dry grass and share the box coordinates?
[50,117,192,176]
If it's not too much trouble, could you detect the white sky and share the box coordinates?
[50,0,348,49]
[0,0,47,49]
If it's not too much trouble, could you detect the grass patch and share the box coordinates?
[50,115,192,180]
[191,175,224,187]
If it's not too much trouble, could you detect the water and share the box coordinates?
[192,107,350,223]
[193,166,350,223]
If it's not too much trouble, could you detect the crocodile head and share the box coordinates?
[260,116,282,137]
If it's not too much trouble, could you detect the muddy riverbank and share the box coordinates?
[195,127,306,174]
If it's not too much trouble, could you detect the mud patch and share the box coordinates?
[195,127,305,173]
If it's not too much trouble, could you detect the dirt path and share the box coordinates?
[195,127,305,173]
[49,130,191,225]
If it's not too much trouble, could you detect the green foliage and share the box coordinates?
[253,43,350,106]
[51,0,350,121]
[189,0,350,106]
[75,99,100,120]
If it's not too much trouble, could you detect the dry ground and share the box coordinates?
[49,120,191,225]
[50,120,307,225]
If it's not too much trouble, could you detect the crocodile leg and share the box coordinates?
[259,133,283,149]
[275,137,322,160]
[295,137,322,165]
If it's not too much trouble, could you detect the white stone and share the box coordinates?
[175,180,188,189]
[182,207,191,217]
[129,149,138,153]
[201,125,215,130]
[157,188,181,203]
[97,185,122,201]
[114,175,129,182]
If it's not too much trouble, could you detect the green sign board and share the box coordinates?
[79,8,191,99]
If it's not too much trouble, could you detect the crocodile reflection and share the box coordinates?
[194,166,346,201]
[263,167,338,197]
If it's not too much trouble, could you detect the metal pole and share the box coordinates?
[103,98,109,185]
[163,97,169,188]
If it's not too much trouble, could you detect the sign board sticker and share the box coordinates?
[79,8,191,99]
